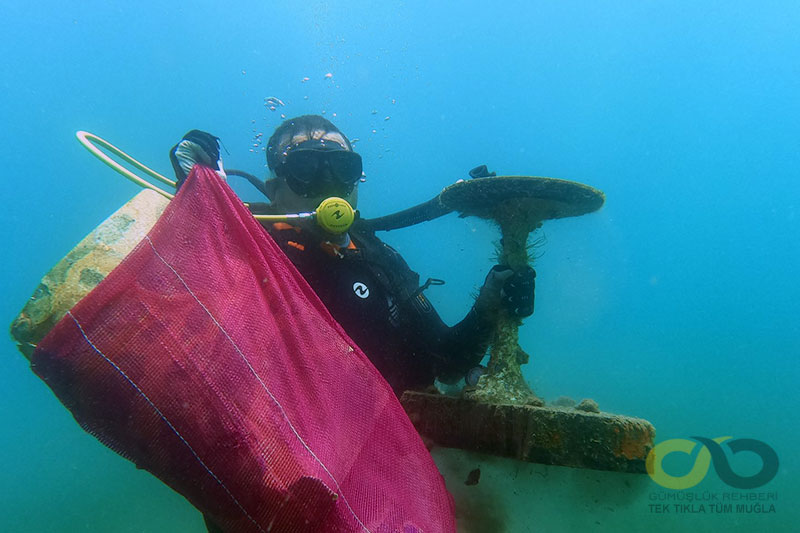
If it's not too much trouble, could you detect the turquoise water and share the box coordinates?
[1,1,797,531]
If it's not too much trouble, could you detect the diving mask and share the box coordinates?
[275,140,363,198]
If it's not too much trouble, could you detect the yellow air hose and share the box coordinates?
[75,131,354,233]
[77,131,176,199]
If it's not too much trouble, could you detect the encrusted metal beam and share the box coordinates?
[401,391,655,474]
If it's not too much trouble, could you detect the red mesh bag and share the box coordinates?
[31,166,455,533]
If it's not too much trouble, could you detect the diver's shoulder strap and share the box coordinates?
[347,226,442,306]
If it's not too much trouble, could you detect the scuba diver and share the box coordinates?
[170,115,536,396]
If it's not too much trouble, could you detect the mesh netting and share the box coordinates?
[31,165,455,533]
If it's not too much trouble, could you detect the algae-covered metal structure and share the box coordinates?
[400,176,656,473]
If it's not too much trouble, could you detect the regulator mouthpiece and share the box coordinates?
[315,197,355,234]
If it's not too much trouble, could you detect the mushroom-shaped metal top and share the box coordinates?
[439,176,605,406]
[440,176,605,223]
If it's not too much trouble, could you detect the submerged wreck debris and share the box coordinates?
[465,468,481,486]
[402,391,655,473]
[439,176,605,406]
[401,175,656,473]
[551,396,577,408]
[575,398,600,413]
[10,190,169,360]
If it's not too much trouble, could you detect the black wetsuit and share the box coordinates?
[264,220,494,395]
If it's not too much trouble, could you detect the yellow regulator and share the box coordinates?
[316,197,356,234]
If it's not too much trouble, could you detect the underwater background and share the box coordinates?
[1,1,798,531]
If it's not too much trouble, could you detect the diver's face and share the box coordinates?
[271,130,362,212]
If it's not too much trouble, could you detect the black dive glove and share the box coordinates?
[477,265,536,318]
[169,129,226,189]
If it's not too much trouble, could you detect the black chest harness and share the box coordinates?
[269,222,443,328]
